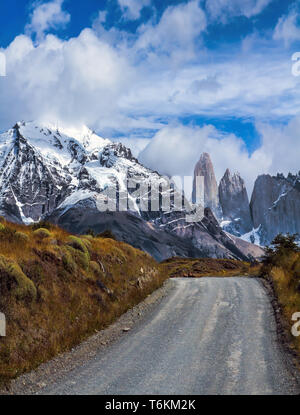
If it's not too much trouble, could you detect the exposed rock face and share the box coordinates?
[250,173,300,245]
[99,143,137,168]
[219,169,253,236]
[192,153,221,219]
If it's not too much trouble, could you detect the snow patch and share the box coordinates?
[241,226,262,246]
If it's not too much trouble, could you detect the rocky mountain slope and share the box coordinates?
[0,122,262,261]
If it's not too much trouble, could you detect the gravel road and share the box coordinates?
[39,277,300,395]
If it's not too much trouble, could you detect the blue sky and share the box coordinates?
[0,0,300,190]
[0,1,296,47]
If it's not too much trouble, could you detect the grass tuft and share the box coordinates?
[14,232,29,243]
[0,255,37,301]
[67,236,89,255]
[33,228,51,239]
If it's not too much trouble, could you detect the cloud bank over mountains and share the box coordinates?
[0,0,300,192]
[139,119,300,195]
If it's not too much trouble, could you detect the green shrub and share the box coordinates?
[89,261,102,277]
[66,246,89,271]
[31,221,53,231]
[21,261,45,282]
[15,231,29,243]
[81,238,92,252]
[85,228,96,237]
[97,230,117,240]
[0,255,36,301]
[33,228,51,239]
[0,223,5,232]
[293,256,300,278]
[0,216,5,223]
[67,236,89,256]
[62,247,77,274]
[82,234,94,240]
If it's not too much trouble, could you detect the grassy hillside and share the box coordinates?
[0,218,166,384]
[162,257,261,278]
[261,234,300,358]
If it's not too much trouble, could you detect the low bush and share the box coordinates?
[97,230,117,240]
[0,255,36,301]
[33,228,51,240]
[262,233,299,268]
[89,261,102,278]
[62,247,77,274]
[66,245,90,271]
[82,235,94,240]
[31,221,54,231]
[14,232,29,243]
[67,236,89,255]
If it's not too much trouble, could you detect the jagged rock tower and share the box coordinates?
[219,169,253,236]
[192,152,222,219]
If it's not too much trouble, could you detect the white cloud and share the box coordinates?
[1,0,299,134]
[273,8,300,46]
[119,48,300,122]
[254,117,300,178]
[26,0,70,40]
[139,120,300,198]
[118,0,151,20]
[0,29,133,130]
[136,0,206,62]
[205,0,272,22]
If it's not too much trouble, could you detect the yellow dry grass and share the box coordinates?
[0,219,166,384]
[162,257,261,279]
[264,252,300,357]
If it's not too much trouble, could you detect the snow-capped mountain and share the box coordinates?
[0,121,151,223]
[0,121,263,261]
